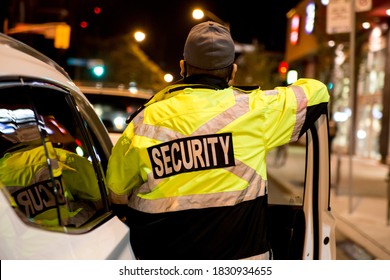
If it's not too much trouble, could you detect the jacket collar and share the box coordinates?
[126,76,229,124]
[182,74,229,89]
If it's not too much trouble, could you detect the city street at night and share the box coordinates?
[2,0,390,270]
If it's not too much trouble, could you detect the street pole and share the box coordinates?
[387,168,390,225]
[348,0,356,214]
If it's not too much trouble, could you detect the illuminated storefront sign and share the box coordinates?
[290,14,300,45]
[305,2,315,34]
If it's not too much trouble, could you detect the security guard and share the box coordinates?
[0,109,100,227]
[107,21,330,259]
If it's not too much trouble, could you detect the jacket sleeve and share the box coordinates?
[106,122,144,204]
[293,79,330,139]
[264,78,329,150]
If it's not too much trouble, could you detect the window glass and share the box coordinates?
[267,141,306,206]
[0,84,109,230]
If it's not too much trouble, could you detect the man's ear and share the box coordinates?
[228,64,238,85]
[180,60,186,77]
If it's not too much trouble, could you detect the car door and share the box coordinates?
[0,79,135,259]
[267,110,336,260]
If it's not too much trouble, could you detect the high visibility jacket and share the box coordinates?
[107,78,329,212]
[107,77,329,259]
[0,141,100,227]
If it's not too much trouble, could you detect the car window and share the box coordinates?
[0,83,110,232]
[85,93,147,133]
[267,140,306,206]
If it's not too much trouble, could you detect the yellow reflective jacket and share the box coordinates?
[107,78,329,213]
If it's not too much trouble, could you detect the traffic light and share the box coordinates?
[278,61,288,75]
[80,21,88,29]
[92,65,105,77]
[54,24,71,49]
[87,59,105,78]
[93,7,101,14]
[278,61,288,81]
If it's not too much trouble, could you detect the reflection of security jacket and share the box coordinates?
[107,77,329,259]
[0,142,100,227]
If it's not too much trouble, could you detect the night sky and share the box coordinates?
[87,0,302,75]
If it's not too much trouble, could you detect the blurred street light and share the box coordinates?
[192,8,230,30]
[134,30,146,42]
[192,8,257,58]
[164,73,173,83]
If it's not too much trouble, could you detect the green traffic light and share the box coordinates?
[93,65,105,77]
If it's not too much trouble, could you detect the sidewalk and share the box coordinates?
[267,145,390,260]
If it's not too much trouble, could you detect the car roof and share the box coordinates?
[0,33,78,92]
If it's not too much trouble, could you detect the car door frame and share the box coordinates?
[268,110,336,260]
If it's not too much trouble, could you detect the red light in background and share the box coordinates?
[80,21,88,28]
[278,61,289,75]
[75,139,82,147]
[94,7,101,14]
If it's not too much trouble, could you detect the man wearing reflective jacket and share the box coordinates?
[107,21,330,260]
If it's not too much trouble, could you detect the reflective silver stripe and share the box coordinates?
[264,89,278,96]
[132,112,143,126]
[290,86,308,142]
[193,92,250,135]
[130,90,268,212]
[109,191,129,204]
[129,158,267,213]
[66,200,97,227]
[226,158,267,199]
[136,172,163,194]
[133,90,249,141]
[50,157,59,170]
[134,120,187,142]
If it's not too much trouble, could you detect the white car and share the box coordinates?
[0,33,135,259]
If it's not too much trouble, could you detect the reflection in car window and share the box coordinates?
[267,140,306,206]
[0,84,109,230]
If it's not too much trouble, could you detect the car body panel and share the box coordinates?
[302,114,336,259]
[0,191,134,259]
[0,35,75,88]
